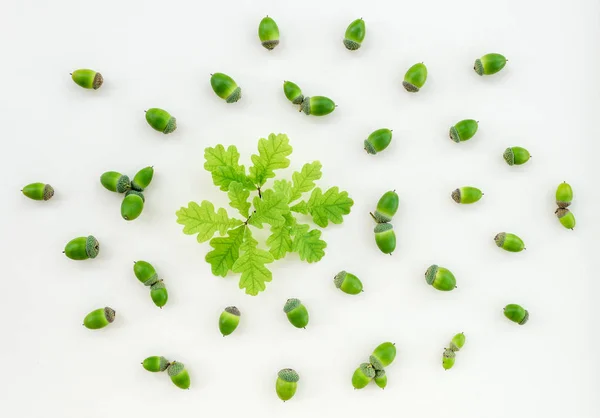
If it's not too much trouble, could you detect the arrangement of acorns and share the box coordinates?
[555,182,575,230]
[352,342,397,389]
[100,166,154,221]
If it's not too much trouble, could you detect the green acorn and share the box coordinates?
[494,232,525,252]
[372,342,396,367]
[142,356,170,372]
[364,128,393,155]
[503,147,530,166]
[100,171,131,193]
[150,281,168,308]
[374,223,396,254]
[22,183,54,201]
[556,182,573,208]
[219,306,241,336]
[449,119,478,143]
[425,265,456,291]
[145,108,177,134]
[258,16,280,50]
[71,69,103,90]
[283,298,309,329]
[276,368,299,401]
[402,63,427,92]
[125,190,145,202]
[442,348,456,370]
[371,190,399,223]
[283,81,304,105]
[121,193,144,221]
[555,208,576,230]
[333,271,363,295]
[64,235,99,260]
[133,260,159,286]
[374,370,387,389]
[451,187,483,204]
[132,166,154,191]
[474,53,507,76]
[210,73,241,103]
[83,307,115,329]
[301,96,336,116]
[504,304,529,325]
[343,18,366,50]
[449,332,466,352]
[352,363,375,389]
[167,361,190,389]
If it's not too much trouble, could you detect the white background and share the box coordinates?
[1,0,598,416]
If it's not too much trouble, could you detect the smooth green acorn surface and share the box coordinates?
[83,307,115,329]
[504,304,529,325]
[219,306,241,336]
[64,235,99,260]
[22,183,54,201]
[276,369,299,401]
[556,208,576,230]
[132,166,154,190]
[449,119,478,142]
[364,128,392,155]
[333,271,363,295]
[442,349,456,370]
[71,69,103,89]
[150,281,168,308]
[425,265,456,291]
[374,370,387,389]
[374,223,396,254]
[145,108,177,134]
[301,96,336,116]
[134,260,158,285]
[283,81,304,105]
[352,363,375,389]
[451,187,483,204]
[373,190,399,223]
[168,361,190,389]
[211,73,241,103]
[503,147,530,166]
[556,182,573,208]
[258,16,280,50]
[474,53,507,76]
[284,298,309,328]
[402,63,427,92]
[100,171,131,193]
[343,18,366,50]
[121,193,144,221]
[372,342,396,367]
[449,333,466,352]
[494,233,525,252]
[143,356,170,372]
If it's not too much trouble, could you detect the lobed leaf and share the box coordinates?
[289,161,322,202]
[232,229,274,296]
[291,223,327,263]
[205,225,246,277]
[204,145,251,191]
[247,189,290,229]
[306,187,354,228]
[249,133,293,187]
[266,213,296,260]
[228,181,251,218]
[176,201,243,243]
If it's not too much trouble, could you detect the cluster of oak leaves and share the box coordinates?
[176,133,353,295]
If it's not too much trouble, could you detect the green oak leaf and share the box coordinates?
[292,223,327,263]
[228,181,251,218]
[290,200,308,214]
[306,187,354,228]
[289,161,322,202]
[273,179,293,200]
[266,213,296,260]
[204,145,251,191]
[232,229,274,296]
[249,133,293,187]
[176,201,243,243]
[205,225,246,277]
[247,189,289,229]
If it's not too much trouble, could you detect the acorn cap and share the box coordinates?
[333,271,347,288]
[278,368,299,383]
[225,306,241,316]
[150,280,166,290]
[262,40,280,50]
[555,208,570,218]
[125,190,145,202]
[283,298,301,313]
[226,87,242,104]
[494,233,506,248]
[519,310,529,325]
[143,273,159,287]
[474,59,484,75]
[360,363,376,378]
[451,189,461,203]
[443,348,456,358]
[93,72,104,89]
[369,355,384,371]
[343,39,361,50]
[375,369,386,378]
[158,356,170,372]
[104,307,116,323]
[402,81,419,92]
[163,117,177,134]
[301,98,311,115]
[364,139,377,155]
[43,184,55,201]
[449,126,460,143]
[116,175,131,193]
[374,223,393,233]
[86,235,100,258]
[291,94,304,105]
[167,361,185,377]
[425,265,438,285]
[503,148,515,165]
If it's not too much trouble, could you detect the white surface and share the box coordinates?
[1,0,598,416]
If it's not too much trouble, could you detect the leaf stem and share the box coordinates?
[257,187,262,198]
